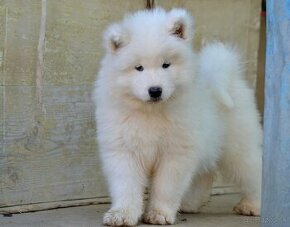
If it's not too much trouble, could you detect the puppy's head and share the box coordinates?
[102,8,195,105]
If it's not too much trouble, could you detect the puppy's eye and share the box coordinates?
[135,65,144,72]
[162,62,171,69]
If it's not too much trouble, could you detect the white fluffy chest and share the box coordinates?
[119,112,169,151]
[116,109,197,154]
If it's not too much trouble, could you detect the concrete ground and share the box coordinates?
[1,194,259,227]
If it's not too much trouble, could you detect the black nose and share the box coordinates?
[148,87,162,98]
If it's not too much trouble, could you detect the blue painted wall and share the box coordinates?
[262,0,290,226]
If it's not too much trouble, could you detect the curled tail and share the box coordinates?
[199,42,243,109]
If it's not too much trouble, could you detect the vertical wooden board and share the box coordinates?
[0,4,5,85]
[3,0,40,85]
[0,86,36,206]
[243,0,262,89]
[44,0,145,85]
[0,87,3,153]
[156,0,261,87]
[246,0,262,87]
[262,0,290,226]
[256,14,266,119]
[0,0,5,196]
[1,85,107,207]
[0,85,28,204]
[0,4,5,154]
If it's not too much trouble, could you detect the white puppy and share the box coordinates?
[94,8,262,226]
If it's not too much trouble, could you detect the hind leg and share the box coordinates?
[220,129,262,216]
[180,171,213,213]
[219,79,263,216]
[231,150,262,216]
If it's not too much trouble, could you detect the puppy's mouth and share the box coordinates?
[147,97,162,103]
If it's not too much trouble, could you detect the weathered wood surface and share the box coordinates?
[262,0,290,226]
[0,0,261,212]
[0,0,144,211]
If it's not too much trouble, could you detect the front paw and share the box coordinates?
[143,209,175,225]
[103,208,139,226]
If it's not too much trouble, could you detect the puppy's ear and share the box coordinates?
[167,9,194,41]
[103,23,129,53]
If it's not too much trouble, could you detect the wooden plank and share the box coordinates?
[262,0,290,226]
[0,197,110,215]
[256,12,266,120]
[0,4,6,85]
[0,4,6,175]
[0,87,3,153]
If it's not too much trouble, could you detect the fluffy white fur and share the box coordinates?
[94,8,262,226]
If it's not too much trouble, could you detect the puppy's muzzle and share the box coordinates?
[148,87,162,101]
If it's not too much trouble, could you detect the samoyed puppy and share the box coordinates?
[94,8,262,226]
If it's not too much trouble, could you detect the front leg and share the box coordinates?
[101,151,146,226]
[144,151,197,225]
